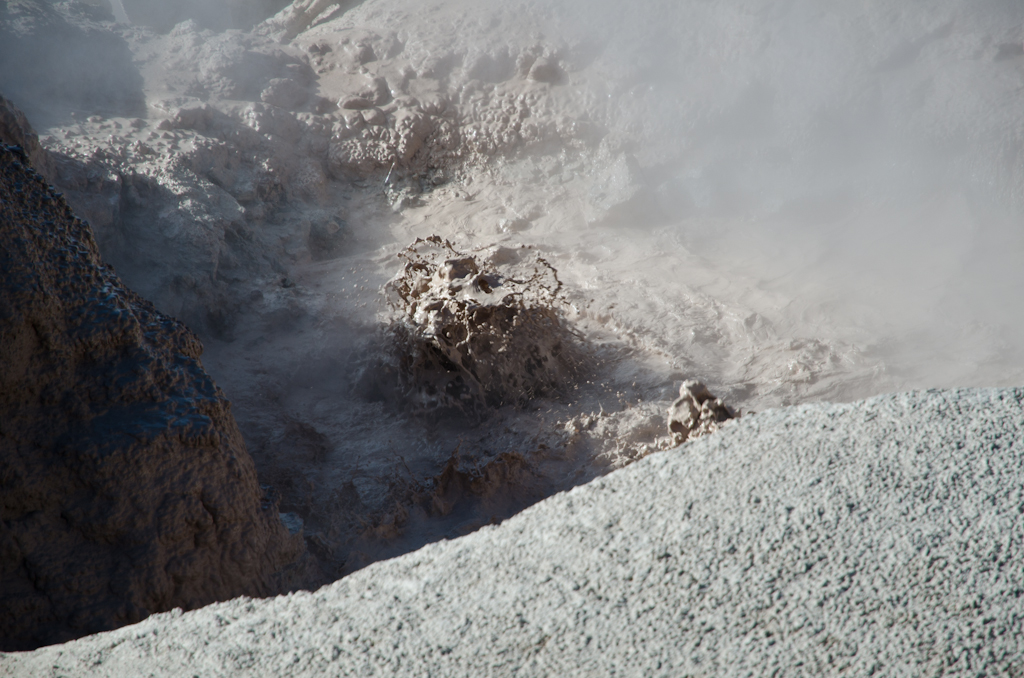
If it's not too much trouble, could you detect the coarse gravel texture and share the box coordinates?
[5,387,1023,676]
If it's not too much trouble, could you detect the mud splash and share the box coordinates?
[380,236,583,412]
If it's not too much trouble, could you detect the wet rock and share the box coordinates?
[667,380,735,443]
[313,96,337,114]
[327,100,457,176]
[418,94,449,116]
[292,157,330,202]
[0,145,308,651]
[308,217,347,259]
[382,236,582,412]
[45,152,123,240]
[358,76,392,105]
[340,96,374,110]
[361,107,386,126]
[241,102,302,141]
[392,108,433,161]
[157,104,233,135]
[424,450,540,519]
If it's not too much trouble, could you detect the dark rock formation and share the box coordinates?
[0,93,53,175]
[0,94,123,253]
[0,144,307,651]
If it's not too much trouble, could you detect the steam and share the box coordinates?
[109,0,130,25]
[541,0,1024,390]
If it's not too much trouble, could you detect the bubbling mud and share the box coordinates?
[380,236,583,412]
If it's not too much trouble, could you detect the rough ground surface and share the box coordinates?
[5,388,1023,676]
[0,145,308,651]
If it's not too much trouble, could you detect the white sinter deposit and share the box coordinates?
[2,0,1023,598]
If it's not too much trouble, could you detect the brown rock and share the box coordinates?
[0,145,307,651]
[667,380,735,444]
[0,94,122,248]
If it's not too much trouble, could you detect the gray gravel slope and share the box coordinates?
[4,389,1024,676]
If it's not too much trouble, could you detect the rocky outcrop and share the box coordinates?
[0,94,124,247]
[0,93,53,175]
[381,236,582,412]
[0,145,308,651]
[667,379,735,444]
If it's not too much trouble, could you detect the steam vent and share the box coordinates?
[3,0,1024,673]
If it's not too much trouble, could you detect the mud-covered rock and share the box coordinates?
[382,237,582,411]
[307,216,347,259]
[261,77,310,110]
[156,104,235,136]
[0,145,308,651]
[527,56,565,84]
[667,380,736,444]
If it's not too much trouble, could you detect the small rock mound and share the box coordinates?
[382,236,583,412]
[667,379,736,444]
[0,145,307,651]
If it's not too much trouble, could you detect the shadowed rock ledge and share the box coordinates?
[0,144,309,651]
